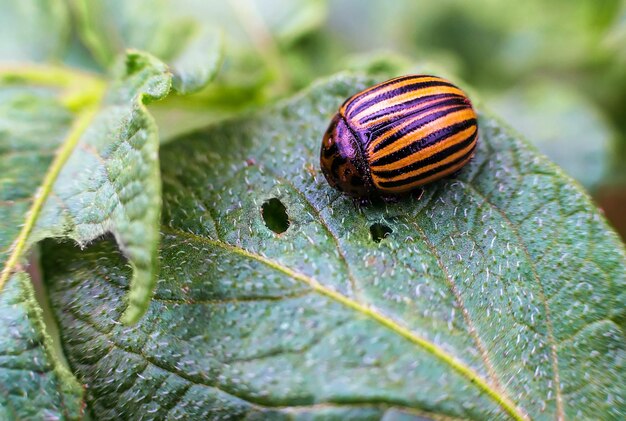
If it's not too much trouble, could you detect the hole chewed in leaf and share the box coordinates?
[370,222,392,243]
[39,75,626,421]
[261,198,290,234]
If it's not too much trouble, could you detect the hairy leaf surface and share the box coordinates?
[0,25,222,416]
[0,87,83,420]
[45,75,626,420]
[32,52,172,326]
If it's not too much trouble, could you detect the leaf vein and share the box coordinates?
[270,170,361,298]
[409,221,511,401]
[461,181,564,420]
[0,104,101,292]
[161,225,527,421]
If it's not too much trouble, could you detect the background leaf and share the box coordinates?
[0,86,83,420]
[168,28,223,95]
[44,75,626,420]
[71,0,191,68]
[488,82,614,190]
[0,0,69,63]
[71,0,222,82]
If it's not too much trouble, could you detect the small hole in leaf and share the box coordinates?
[370,223,392,243]
[262,198,290,234]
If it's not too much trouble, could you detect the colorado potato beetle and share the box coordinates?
[320,75,478,198]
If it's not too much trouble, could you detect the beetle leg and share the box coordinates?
[352,196,372,208]
[411,188,425,201]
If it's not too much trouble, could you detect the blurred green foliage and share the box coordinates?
[1,0,625,235]
[155,1,626,186]
[161,0,626,236]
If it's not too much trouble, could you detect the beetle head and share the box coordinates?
[320,114,370,197]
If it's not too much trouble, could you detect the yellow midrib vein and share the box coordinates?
[163,226,529,421]
[0,92,102,292]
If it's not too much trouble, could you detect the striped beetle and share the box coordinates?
[320,75,478,198]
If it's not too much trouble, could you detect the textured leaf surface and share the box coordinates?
[30,52,170,324]
[1,40,222,417]
[0,273,83,420]
[0,87,83,419]
[0,86,71,264]
[0,51,196,418]
[45,75,626,420]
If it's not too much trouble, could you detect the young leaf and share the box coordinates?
[1,31,223,412]
[0,55,168,416]
[44,75,626,419]
[0,52,170,327]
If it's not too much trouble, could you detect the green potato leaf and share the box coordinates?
[31,52,170,324]
[0,86,84,420]
[44,75,626,419]
[0,51,170,327]
[0,273,84,420]
[0,54,169,418]
[1,31,222,415]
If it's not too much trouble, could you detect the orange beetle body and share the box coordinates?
[320,75,478,197]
